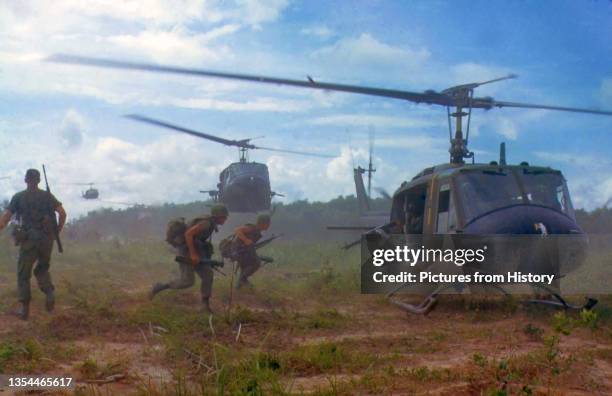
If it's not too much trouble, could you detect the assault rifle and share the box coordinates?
[42,165,63,253]
[337,222,396,250]
[175,256,224,268]
[175,256,227,276]
[225,234,282,264]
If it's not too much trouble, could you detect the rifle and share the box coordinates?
[341,222,395,250]
[174,256,224,268]
[229,234,282,258]
[174,256,226,276]
[42,165,63,253]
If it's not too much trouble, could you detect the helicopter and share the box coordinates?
[66,182,100,199]
[49,54,612,312]
[125,114,332,213]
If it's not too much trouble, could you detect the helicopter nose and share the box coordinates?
[463,205,588,276]
[463,205,583,235]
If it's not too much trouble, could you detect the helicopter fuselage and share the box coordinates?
[387,162,587,276]
[391,162,582,235]
[82,188,99,200]
[218,161,272,212]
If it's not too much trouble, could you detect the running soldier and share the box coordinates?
[231,214,271,289]
[0,169,67,320]
[150,204,229,313]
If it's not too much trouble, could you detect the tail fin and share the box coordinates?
[354,166,371,215]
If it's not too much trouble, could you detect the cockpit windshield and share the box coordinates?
[457,171,523,223]
[457,168,573,224]
[520,170,573,216]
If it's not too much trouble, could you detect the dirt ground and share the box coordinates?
[1,286,611,396]
[0,240,610,395]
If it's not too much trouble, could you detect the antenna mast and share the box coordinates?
[367,127,376,197]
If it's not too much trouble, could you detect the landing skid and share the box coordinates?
[525,283,598,310]
[386,281,598,315]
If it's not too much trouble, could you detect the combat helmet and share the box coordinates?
[25,169,40,182]
[210,204,229,217]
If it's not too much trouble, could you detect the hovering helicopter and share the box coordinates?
[125,114,332,213]
[49,54,612,312]
[66,182,100,199]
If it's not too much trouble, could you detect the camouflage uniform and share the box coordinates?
[154,216,217,302]
[8,189,60,304]
[233,224,263,288]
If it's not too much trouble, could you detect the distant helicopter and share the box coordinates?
[50,54,612,312]
[125,114,332,213]
[66,182,100,199]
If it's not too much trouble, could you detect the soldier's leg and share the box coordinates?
[33,238,55,296]
[195,263,213,300]
[167,262,196,289]
[15,242,38,319]
[237,251,260,288]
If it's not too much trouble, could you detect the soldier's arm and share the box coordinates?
[185,220,210,264]
[55,205,67,232]
[235,225,254,246]
[0,209,13,232]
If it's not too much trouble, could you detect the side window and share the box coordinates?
[436,184,456,233]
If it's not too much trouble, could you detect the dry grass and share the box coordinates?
[0,236,611,395]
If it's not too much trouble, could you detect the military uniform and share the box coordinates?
[8,189,60,305]
[233,224,263,288]
[152,216,217,303]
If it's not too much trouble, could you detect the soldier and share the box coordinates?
[232,214,271,289]
[150,204,229,313]
[0,169,67,320]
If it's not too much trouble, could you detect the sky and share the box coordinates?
[0,0,611,217]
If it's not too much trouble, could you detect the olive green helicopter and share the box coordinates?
[123,114,333,213]
[48,54,612,313]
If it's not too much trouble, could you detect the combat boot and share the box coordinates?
[13,302,29,321]
[236,279,253,290]
[45,291,55,313]
[201,298,214,315]
[149,283,169,300]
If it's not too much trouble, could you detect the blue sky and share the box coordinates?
[0,0,610,216]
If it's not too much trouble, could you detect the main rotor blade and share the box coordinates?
[49,54,445,105]
[125,114,254,148]
[254,145,335,158]
[63,182,96,186]
[487,100,612,116]
[49,54,612,116]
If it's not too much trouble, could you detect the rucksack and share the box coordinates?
[219,234,235,258]
[166,217,187,247]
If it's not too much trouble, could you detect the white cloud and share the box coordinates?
[326,146,365,182]
[311,33,430,69]
[301,25,334,39]
[59,109,86,148]
[107,28,232,64]
[0,0,293,110]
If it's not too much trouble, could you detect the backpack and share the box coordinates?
[165,217,187,247]
[219,234,236,258]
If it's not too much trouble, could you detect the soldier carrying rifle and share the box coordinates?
[221,214,273,289]
[0,168,67,320]
[149,204,229,314]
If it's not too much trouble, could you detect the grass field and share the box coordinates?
[0,235,611,395]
